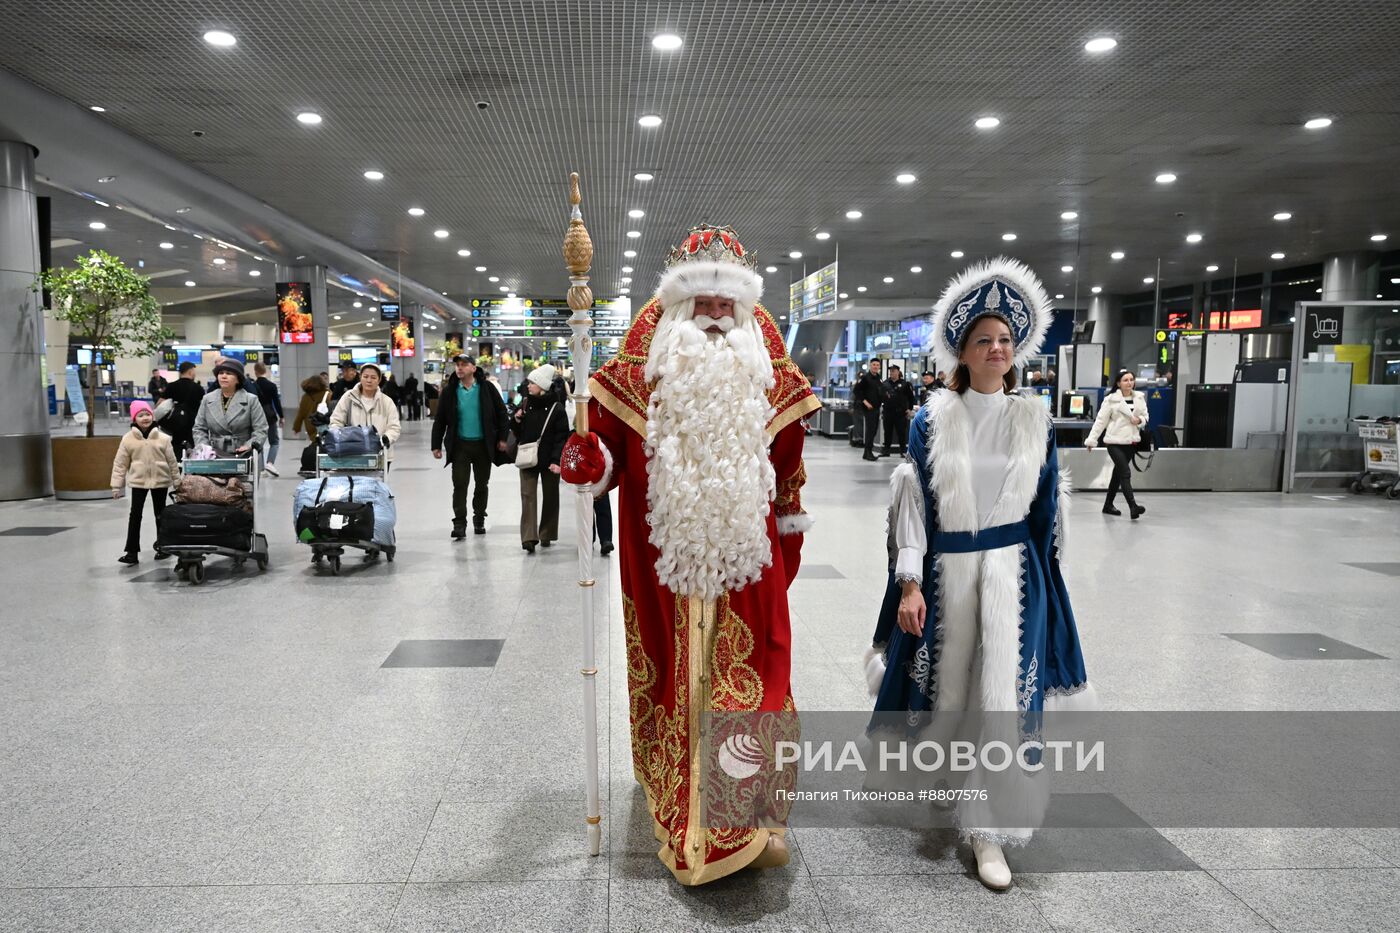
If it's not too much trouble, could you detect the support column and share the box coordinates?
[1322,251,1380,345]
[274,264,328,440]
[400,303,425,386]
[181,316,224,345]
[1085,293,1123,376]
[0,140,53,499]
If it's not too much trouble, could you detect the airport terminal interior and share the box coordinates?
[2,2,1399,931]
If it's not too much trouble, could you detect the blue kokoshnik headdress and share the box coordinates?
[930,256,1053,376]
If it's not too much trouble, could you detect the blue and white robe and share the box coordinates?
[866,389,1095,844]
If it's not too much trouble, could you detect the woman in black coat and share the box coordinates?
[511,366,570,553]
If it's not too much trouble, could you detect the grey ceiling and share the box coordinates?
[7,0,1400,317]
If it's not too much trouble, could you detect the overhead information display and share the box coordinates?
[468,297,631,340]
[787,261,838,322]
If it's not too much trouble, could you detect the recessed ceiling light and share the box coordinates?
[765,265,777,273]
[883,276,894,283]
[896,172,917,184]
[637,114,663,128]
[950,250,964,258]
[212,257,226,265]
[1371,233,1388,242]
[815,231,831,240]
[88,221,106,230]
[652,33,684,50]
[1085,36,1118,53]
[624,249,637,258]
[434,229,449,238]
[788,250,802,259]
[1155,172,1177,184]
[352,301,362,308]
[628,208,645,218]
[1002,232,1017,241]
[633,172,654,182]
[839,292,849,299]
[202,30,237,47]
[1273,212,1292,221]
[296,111,322,125]
[620,277,632,283]
[175,206,192,213]
[498,286,509,292]
[1304,117,1333,130]
[164,224,177,230]
[1186,232,1203,243]
[1271,252,1286,260]
[97,175,116,183]
[488,276,500,282]
[248,270,261,277]
[365,321,374,327]
[845,210,863,220]
[1060,211,1079,221]
[1055,293,1065,300]
[184,280,196,287]
[1391,278,1400,284]
[1091,286,1103,294]
[475,265,487,272]
[93,200,110,208]
[1143,277,1155,284]
[1061,265,1073,273]
[619,287,630,294]
[626,231,641,239]
[457,248,471,257]
[1206,264,1220,272]
[910,266,922,273]
[333,314,342,320]
[1111,250,1125,260]
[975,116,1000,129]
[857,286,868,293]
[89,105,106,112]
[363,170,386,181]
[159,241,173,249]
[621,266,634,273]
[407,207,425,216]
[506,293,516,299]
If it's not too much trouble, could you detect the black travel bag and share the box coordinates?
[295,477,376,543]
[158,502,254,551]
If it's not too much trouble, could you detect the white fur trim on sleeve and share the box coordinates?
[862,646,887,698]
[589,438,615,498]
[776,512,813,536]
[655,259,763,313]
[1044,681,1099,712]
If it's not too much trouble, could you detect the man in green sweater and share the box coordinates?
[430,354,510,538]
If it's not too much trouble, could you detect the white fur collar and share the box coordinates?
[924,391,1049,532]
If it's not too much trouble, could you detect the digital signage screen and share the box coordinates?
[380,302,401,322]
[277,282,314,344]
[391,317,416,357]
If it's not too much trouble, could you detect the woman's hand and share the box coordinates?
[1085,440,1096,450]
[1130,416,1143,426]
[111,488,122,499]
[897,582,926,637]
[549,464,562,475]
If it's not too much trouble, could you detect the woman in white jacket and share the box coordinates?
[1085,370,1148,518]
[330,363,402,462]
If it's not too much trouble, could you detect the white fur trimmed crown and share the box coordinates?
[930,256,1053,376]
[656,225,764,311]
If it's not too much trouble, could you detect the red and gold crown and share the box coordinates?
[664,224,757,270]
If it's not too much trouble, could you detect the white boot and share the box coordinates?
[971,837,1011,890]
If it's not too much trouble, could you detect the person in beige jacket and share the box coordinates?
[329,362,402,462]
[1085,370,1149,518]
[112,400,180,565]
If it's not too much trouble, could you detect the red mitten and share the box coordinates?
[561,431,606,485]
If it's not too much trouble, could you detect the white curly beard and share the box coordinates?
[644,310,776,600]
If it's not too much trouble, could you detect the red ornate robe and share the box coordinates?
[589,298,821,885]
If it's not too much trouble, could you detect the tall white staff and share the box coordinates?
[563,172,602,856]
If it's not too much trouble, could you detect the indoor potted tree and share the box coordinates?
[37,249,173,498]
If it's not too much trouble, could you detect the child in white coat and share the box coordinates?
[112,400,180,564]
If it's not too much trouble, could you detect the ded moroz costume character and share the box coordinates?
[864,257,1095,889]
[561,224,821,885]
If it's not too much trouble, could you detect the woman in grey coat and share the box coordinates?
[192,358,269,456]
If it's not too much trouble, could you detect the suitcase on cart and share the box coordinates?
[158,502,254,551]
[294,476,377,543]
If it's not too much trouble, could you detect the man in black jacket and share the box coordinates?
[431,354,510,538]
[330,361,361,404]
[881,365,918,457]
[851,359,884,461]
[159,362,205,460]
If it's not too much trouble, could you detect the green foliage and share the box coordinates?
[35,249,174,435]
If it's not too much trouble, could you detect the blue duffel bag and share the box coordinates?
[293,475,396,546]
[322,425,381,458]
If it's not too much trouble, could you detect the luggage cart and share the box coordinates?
[1350,419,1400,499]
[303,449,396,574]
[158,452,270,584]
